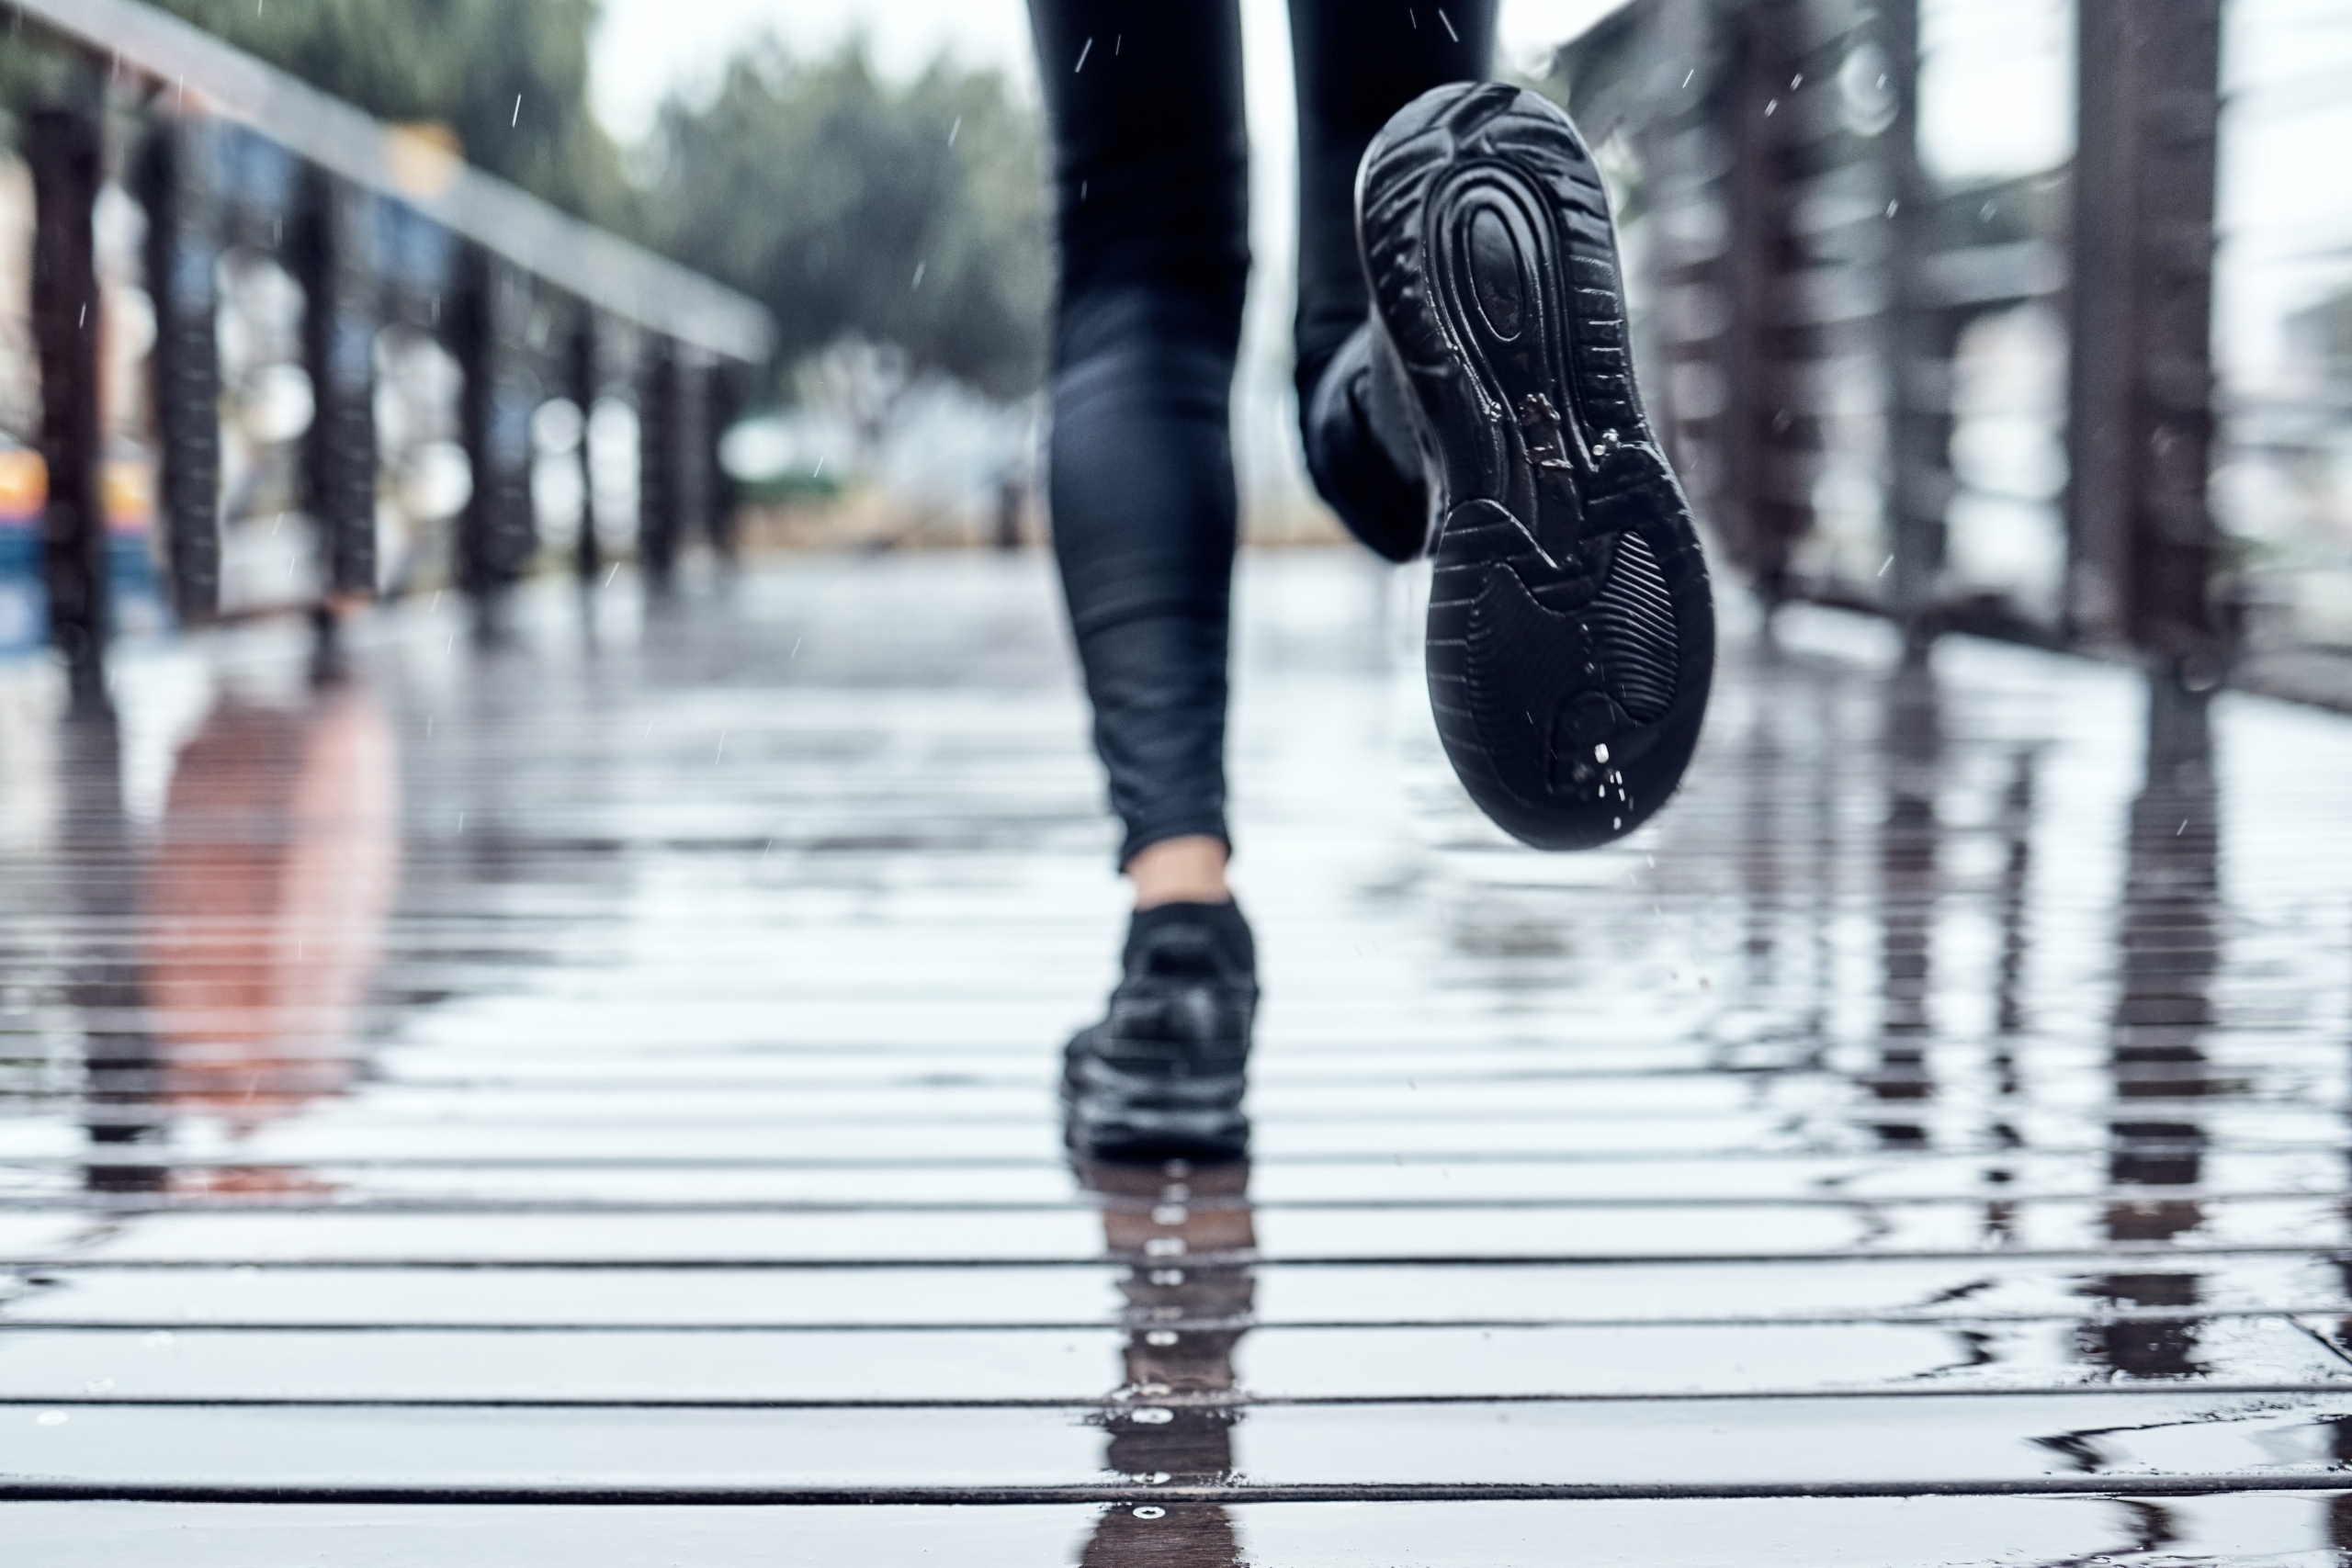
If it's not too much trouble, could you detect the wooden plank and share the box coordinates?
[1,1393,2349,1495]
[0,1314,2344,1404]
[0,1493,2341,1567]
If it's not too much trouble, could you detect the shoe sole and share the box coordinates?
[1360,82,1714,851]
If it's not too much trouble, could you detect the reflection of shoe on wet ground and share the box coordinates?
[1078,1158,1257,1565]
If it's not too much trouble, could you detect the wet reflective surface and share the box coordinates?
[5,553,2352,1562]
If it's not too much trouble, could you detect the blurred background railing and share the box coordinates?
[0,0,2347,714]
[1544,0,2352,705]
[0,0,772,709]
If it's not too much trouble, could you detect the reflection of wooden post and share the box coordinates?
[454,246,538,625]
[295,168,379,598]
[29,105,108,712]
[137,120,223,626]
[2066,0,2225,667]
[570,309,601,584]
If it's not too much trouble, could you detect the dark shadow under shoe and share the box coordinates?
[1064,901,1255,1164]
[1360,81,1716,851]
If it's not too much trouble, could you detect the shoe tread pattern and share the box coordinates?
[1361,83,1713,851]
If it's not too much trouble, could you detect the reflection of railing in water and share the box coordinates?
[2089,674,2222,1384]
[3,0,774,711]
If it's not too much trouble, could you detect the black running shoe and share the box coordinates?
[1359,82,1714,851]
[1063,901,1254,1164]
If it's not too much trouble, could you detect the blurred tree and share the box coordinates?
[147,0,639,230]
[646,42,1049,400]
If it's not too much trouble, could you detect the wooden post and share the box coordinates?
[1715,0,1808,606]
[636,339,679,590]
[294,167,379,599]
[706,357,740,564]
[135,119,223,626]
[570,309,601,585]
[28,104,108,713]
[454,246,538,629]
[1879,0,1949,654]
[2065,0,2226,670]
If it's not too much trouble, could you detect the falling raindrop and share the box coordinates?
[1075,36,1093,73]
[1764,97,1779,116]
[910,261,926,290]
[1877,554,1894,578]
[1438,6,1458,40]
[1680,68,1695,88]
[947,116,961,147]
[511,95,521,127]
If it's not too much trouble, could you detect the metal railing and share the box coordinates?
[3,0,775,710]
[1554,0,2352,704]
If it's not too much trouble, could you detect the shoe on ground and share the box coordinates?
[1357,81,1715,851]
[1064,900,1254,1164]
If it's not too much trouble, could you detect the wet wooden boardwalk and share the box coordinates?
[5,551,2352,1563]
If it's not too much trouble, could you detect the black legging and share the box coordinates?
[1029,0,1495,865]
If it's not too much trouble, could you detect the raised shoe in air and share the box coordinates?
[1359,82,1715,850]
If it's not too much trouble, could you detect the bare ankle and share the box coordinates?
[1126,835,1230,909]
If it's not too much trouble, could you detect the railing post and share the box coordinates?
[636,339,678,590]
[1716,0,1808,606]
[135,118,222,627]
[706,357,740,565]
[569,308,601,585]
[2065,0,2226,671]
[28,103,107,713]
[294,167,379,600]
[1880,0,1949,656]
[454,246,538,632]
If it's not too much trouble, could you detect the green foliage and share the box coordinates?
[645,42,1050,400]
[17,4,1050,400]
[146,0,639,231]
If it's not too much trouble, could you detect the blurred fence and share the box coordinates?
[1556,0,2352,706]
[0,0,771,709]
